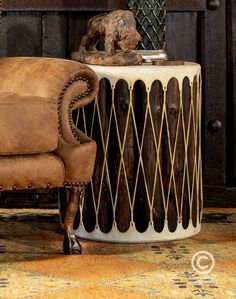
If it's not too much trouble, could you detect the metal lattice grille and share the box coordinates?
[69,64,202,243]
[127,0,166,50]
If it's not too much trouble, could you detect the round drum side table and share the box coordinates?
[71,63,202,242]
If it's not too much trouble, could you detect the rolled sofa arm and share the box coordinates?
[0,57,99,183]
[0,57,98,102]
[0,57,99,143]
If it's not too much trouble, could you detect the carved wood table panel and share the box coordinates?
[73,62,202,242]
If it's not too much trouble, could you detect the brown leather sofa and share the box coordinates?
[0,57,99,254]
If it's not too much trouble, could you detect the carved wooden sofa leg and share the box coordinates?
[63,183,87,255]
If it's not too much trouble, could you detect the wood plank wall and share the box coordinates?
[0,0,235,208]
[0,7,203,59]
[1,0,206,11]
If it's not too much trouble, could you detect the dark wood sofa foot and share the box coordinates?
[63,183,87,255]
[63,232,82,255]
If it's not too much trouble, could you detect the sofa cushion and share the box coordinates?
[0,92,58,155]
[0,153,65,191]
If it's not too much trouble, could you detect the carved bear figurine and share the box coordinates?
[79,10,141,56]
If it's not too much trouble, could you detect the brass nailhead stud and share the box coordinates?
[13,185,17,191]
[28,183,32,189]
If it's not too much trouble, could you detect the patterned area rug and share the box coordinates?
[0,208,235,299]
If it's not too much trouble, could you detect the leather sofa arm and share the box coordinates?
[0,57,99,183]
[56,128,97,184]
[0,57,99,144]
[56,64,98,144]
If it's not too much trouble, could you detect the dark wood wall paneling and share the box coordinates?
[2,0,206,11]
[0,1,124,57]
[0,0,205,58]
[202,0,236,207]
[1,0,126,11]
[5,12,42,57]
[167,0,206,11]
[166,13,197,61]
[226,0,236,183]
[1,0,206,12]
[202,1,227,186]
[42,13,66,58]
[232,0,236,181]
[0,0,235,208]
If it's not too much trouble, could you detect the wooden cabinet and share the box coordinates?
[0,0,235,207]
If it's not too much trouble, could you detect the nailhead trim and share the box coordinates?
[57,75,92,143]
[0,183,88,190]
[63,181,87,187]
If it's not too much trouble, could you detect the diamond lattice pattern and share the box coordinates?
[127,0,166,50]
[75,76,202,234]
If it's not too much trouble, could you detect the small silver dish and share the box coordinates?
[132,49,168,63]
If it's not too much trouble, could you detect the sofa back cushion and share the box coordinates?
[0,92,58,155]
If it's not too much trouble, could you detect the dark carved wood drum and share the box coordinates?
[63,62,202,242]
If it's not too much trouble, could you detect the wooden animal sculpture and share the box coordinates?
[72,10,142,66]
[79,10,141,56]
